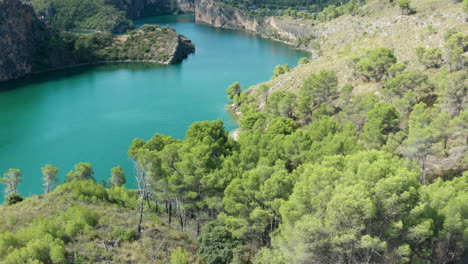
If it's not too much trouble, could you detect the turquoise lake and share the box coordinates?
[0,15,309,198]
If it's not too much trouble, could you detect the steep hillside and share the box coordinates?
[0,180,198,263]
[25,0,196,33]
[246,0,467,93]
[1,1,467,263]
[229,0,467,178]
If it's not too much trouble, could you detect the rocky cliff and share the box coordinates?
[0,0,51,82]
[194,0,314,49]
[175,0,195,13]
[195,0,260,31]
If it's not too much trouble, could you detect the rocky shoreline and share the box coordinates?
[194,0,315,52]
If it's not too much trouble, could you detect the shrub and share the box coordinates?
[297,57,310,65]
[55,179,108,202]
[197,221,240,264]
[171,247,189,264]
[112,226,136,241]
[398,0,413,15]
[272,64,291,78]
[107,186,137,208]
[5,193,23,206]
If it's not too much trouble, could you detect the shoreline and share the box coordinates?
[194,20,313,53]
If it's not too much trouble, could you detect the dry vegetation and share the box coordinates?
[250,0,467,97]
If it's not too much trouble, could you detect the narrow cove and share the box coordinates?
[0,15,309,198]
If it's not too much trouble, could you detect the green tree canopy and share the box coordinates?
[1,168,22,196]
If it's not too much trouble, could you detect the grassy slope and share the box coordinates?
[249,0,467,98]
[0,182,197,263]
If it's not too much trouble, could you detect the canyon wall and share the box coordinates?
[194,0,315,50]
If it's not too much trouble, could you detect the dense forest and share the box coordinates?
[1,0,467,263]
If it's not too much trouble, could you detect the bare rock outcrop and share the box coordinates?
[0,0,51,81]
[194,0,314,49]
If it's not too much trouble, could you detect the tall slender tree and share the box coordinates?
[1,168,22,195]
[41,164,59,194]
[110,166,126,187]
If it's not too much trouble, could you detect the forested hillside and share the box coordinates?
[1,0,467,263]
[24,0,191,33]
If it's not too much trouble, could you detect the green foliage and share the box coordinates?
[398,0,413,15]
[298,70,338,122]
[56,179,108,202]
[112,226,136,241]
[34,24,194,72]
[240,111,267,130]
[444,32,468,71]
[315,0,360,21]
[435,70,467,116]
[268,151,425,262]
[401,103,436,172]
[197,221,240,264]
[5,193,24,206]
[171,247,189,264]
[0,206,98,263]
[29,0,134,32]
[272,64,291,78]
[297,57,310,65]
[354,48,397,82]
[1,168,22,196]
[66,162,94,182]
[361,102,400,149]
[42,164,59,194]
[226,81,242,100]
[384,69,433,102]
[416,46,443,69]
[338,94,379,130]
[107,185,137,208]
[266,91,297,118]
[110,165,126,187]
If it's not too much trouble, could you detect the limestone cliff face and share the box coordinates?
[169,34,196,63]
[195,0,260,31]
[194,0,314,50]
[0,0,50,82]
[261,16,315,47]
[175,0,195,13]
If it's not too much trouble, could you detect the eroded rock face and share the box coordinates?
[170,34,196,63]
[195,0,260,31]
[193,0,314,48]
[176,0,195,13]
[0,0,50,82]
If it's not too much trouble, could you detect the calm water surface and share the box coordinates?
[0,15,309,198]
